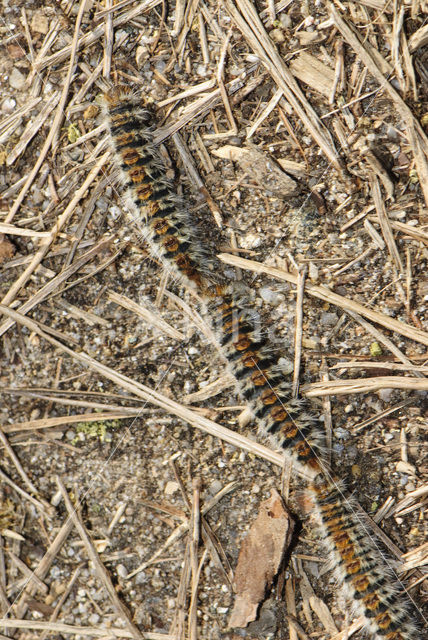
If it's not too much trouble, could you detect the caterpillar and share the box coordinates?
[103,86,421,640]
[102,86,220,294]
[310,475,419,640]
[210,290,324,476]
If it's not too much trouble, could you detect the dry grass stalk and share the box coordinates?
[370,175,403,271]
[183,374,235,403]
[224,0,341,170]
[289,51,335,99]
[6,92,60,166]
[56,298,110,327]
[34,2,159,73]
[218,253,428,346]
[153,74,252,145]
[344,310,425,379]
[320,360,333,466]
[0,469,51,517]
[330,4,428,208]
[7,1,89,223]
[6,550,48,596]
[108,290,185,341]
[103,0,114,79]
[332,362,428,373]
[1,411,141,435]
[401,542,428,572]
[12,516,74,620]
[1,304,323,476]
[56,476,144,640]
[368,216,428,244]
[285,577,298,640]
[0,97,41,142]
[172,131,223,228]
[1,152,110,308]
[188,478,202,640]
[394,484,428,518]
[0,618,174,639]
[0,223,50,238]
[246,87,283,138]
[0,234,114,338]
[38,565,83,640]
[0,429,40,497]
[127,481,237,580]
[292,266,306,398]
[304,376,428,397]
[328,616,365,639]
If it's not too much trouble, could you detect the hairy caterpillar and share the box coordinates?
[103,86,420,640]
[102,86,220,293]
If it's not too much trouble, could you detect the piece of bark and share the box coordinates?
[229,489,294,628]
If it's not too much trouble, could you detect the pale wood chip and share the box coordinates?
[289,51,335,99]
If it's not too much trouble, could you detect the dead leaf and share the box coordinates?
[229,489,294,628]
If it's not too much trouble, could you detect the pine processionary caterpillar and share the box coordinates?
[102,86,221,294]
[103,85,422,640]
[310,475,419,640]
[210,290,324,476]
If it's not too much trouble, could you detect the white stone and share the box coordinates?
[9,68,25,90]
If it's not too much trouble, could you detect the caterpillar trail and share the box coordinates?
[103,86,420,640]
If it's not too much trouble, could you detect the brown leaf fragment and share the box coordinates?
[212,145,298,197]
[229,489,294,629]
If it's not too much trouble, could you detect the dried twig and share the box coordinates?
[292,266,306,398]
[218,253,428,347]
[224,0,342,171]
[0,619,173,639]
[56,476,144,640]
[330,4,428,208]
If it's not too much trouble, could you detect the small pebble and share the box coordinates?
[135,571,147,585]
[320,311,338,326]
[9,68,25,90]
[270,28,285,43]
[378,388,393,402]
[135,45,149,67]
[1,97,16,113]
[164,481,179,496]
[116,564,128,579]
[241,233,261,249]
[351,464,362,478]
[50,566,61,579]
[31,13,49,34]
[89,613,100,625]
[334,427,350,440]
[208,480,223,496]
[259,287,284,305]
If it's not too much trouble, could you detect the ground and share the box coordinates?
[0,1,427,639]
